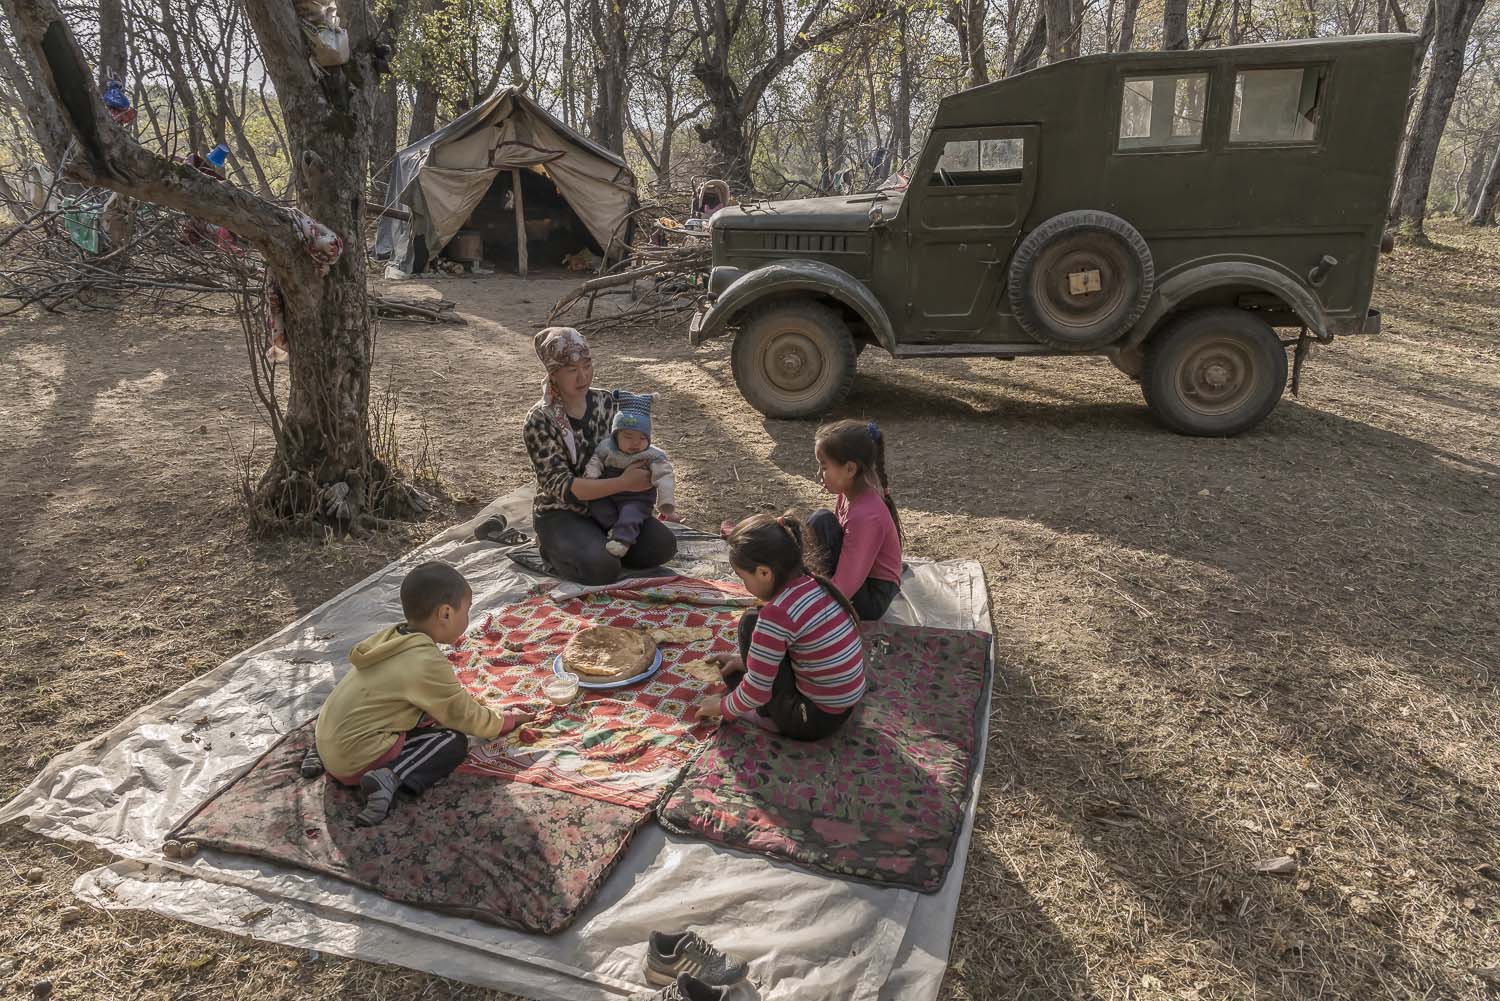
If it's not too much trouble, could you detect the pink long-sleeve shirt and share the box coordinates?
[832,491,902,597]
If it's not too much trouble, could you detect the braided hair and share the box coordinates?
[814,419,903,541]
[727,512,860,622]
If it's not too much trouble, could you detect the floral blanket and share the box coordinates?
[172,724,648,934]
[450,578,749,809]
[656,622,992,892]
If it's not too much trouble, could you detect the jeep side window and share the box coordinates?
[930,137,1026,185]
[1117,73,1209,151]
[1231,67,1326,143]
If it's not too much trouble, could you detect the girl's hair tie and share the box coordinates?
[866,420,881,442]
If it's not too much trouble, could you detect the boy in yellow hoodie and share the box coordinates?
[306,561,531,826]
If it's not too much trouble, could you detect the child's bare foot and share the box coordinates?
[356,768,399,826]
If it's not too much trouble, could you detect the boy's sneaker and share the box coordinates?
[356,768,400,827]
[605,538,629,557]
[644,931,748,988]
[300,745,325,779]
[639,973,729,1001]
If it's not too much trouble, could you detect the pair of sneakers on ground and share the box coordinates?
[639,930,749,999]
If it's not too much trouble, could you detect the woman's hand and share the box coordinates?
[615,462,653,493]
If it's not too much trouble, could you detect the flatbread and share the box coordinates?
[677,659,724,685]
[562,626,657,679]
[646,625,715,645]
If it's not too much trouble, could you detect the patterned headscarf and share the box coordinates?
[534,326,593,461]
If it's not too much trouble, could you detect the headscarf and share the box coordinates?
[534,326,592,461]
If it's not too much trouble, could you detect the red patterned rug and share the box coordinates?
[450,578,750,809]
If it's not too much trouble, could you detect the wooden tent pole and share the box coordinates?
[512,167,528,278]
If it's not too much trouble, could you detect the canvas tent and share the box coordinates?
[375,88,637,276]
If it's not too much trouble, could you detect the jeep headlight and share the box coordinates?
[708,266,744,296]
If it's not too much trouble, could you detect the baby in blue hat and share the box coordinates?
[583,390,677,557]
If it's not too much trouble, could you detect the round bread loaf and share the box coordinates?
[562,626,657,680]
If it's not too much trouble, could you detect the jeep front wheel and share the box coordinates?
[1143,308,1288,436]
[731,300,857,419]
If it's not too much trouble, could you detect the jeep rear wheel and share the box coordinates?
[1143,308,1288,436]
[731,300,857,419]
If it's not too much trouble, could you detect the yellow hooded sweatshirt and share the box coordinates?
[314,625,504,778]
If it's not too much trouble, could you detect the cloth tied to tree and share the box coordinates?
[289,209,343,274]
[534,326,592,461]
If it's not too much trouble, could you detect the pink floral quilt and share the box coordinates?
[656,622,992,892]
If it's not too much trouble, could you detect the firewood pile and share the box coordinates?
[547,203,711,332]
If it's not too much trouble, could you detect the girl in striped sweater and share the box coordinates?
[696,513,866,741]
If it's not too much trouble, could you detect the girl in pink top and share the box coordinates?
[807,420,904,620]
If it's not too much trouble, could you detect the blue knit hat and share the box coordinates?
[611,389,654,440]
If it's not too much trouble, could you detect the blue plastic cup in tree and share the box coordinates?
[206,144,230,169]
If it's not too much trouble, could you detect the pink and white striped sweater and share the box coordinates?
[723,575,866,719]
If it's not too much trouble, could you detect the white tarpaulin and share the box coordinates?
[1,488,993,1000]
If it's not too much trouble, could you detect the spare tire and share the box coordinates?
[1007,210,1154,352]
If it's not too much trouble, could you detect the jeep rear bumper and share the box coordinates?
[1326,308,1381,338]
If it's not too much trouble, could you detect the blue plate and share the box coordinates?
[552,649,663,690]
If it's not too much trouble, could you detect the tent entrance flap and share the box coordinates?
[444,166,602,274]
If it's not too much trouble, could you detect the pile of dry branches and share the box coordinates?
[0,169,460,327]
[547,203,712,332]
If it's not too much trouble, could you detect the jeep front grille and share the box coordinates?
[763,232,852,253]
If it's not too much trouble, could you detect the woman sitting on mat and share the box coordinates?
[522,326,678,584]
[697,513,865,741]
[806,419,904,621]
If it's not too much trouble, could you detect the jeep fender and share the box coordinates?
[693,260,897,353]
[1123,260,1328,349]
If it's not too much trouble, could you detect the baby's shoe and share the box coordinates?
[605,538,629,558]
[644,931,748,988]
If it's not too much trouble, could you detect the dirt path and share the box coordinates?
[3,223,1497,1000]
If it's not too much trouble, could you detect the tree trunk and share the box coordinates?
[1471,142,1500,226]
[690,0,868,193]
[894,6,913,161]
[372,74,399,183]
[586,0,628,154]
[1117,0,1138,51]
[1163,0,1188,49]
[965,0,989,85]
[1046,0,1075,60]
[5,0,411,527]
[562,6,575,128]
[408,78,438,144]
[96,0,126,84]
[1459,138,1496,217]
[1013,11,1046,73]
[1389,0,1487,237]
[693,76,753,190]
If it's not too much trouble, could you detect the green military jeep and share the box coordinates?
[688,34,1417,435]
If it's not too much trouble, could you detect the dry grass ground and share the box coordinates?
[2,221,1497,1000]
